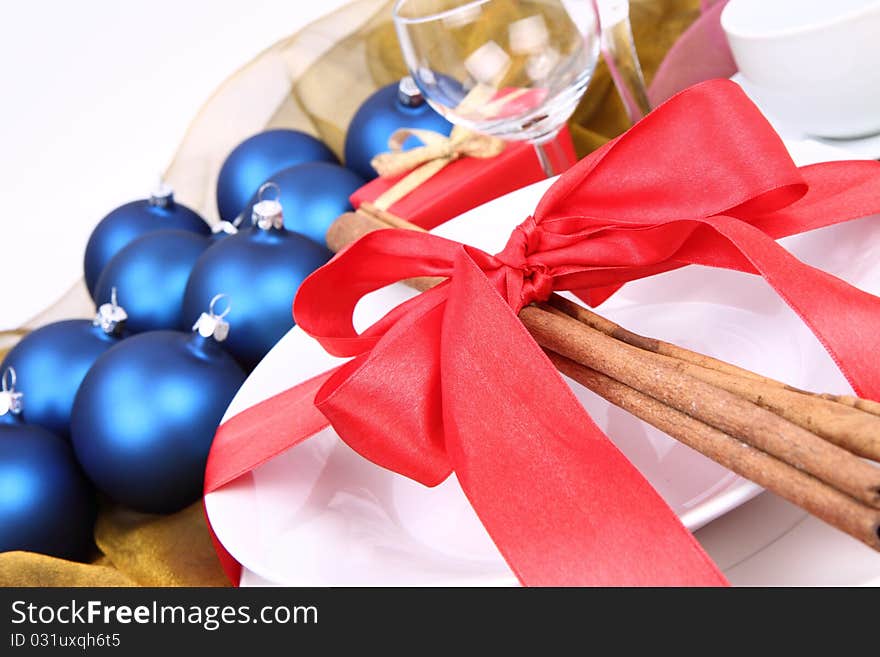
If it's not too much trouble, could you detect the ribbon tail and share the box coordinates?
[440,250,728,586]
[205,369,338,493]
[204,500,242,586]
[203,369,338,584]
[698,215,880,399]
[314,291,453,486]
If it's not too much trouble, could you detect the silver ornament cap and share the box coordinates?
[149,176,175,208]
[251,182,284,230]
[192,294,231,343]
[212,220,239,237]
[93,287,128,335]
[398,76,425,107]
[0,367,23,417]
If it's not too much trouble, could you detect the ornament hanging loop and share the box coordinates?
[2,367,16,393]
[0,367,23,416]
[258,182,281,203]
[208,293,231,320]
[193,294,231,342]
[252,183,284,230]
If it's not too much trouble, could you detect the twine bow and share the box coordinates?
[369,126,506,210]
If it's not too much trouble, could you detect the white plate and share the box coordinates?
[206,138,879,586]
[733,73,880,160]
[695,489,880,586]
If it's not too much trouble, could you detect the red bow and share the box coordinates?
[205,80,880,586]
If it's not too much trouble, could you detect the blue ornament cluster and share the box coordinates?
[0,76,448,560]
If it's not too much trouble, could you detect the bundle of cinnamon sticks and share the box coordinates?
[326,202,880,552]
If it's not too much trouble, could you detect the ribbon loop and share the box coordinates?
[534,80,807,226]
[371,125,506,178]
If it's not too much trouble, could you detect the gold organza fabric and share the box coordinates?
[0,0,702,587]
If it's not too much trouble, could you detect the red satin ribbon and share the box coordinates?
[205,79,880,586]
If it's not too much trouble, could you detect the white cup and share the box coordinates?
[721,0,880,139]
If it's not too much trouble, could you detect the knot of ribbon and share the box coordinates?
[493,215,556,309]
[370,125,506,211]
[205,79,880,586]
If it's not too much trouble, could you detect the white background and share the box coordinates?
[0,0,349,329]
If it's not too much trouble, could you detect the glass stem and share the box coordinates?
[593,1,651,124]
[533,132,572,178]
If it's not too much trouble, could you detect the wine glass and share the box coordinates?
[393,0,601,177]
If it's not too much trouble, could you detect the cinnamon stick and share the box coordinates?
[326,209,382,248]
[547,351,880,552]
[544,295,880,462]
[521,305,880,508]
[544,294,880,418]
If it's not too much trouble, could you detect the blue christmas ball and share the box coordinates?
[84,185,209,300]
[216,129,338,223]
[70,318,247,514]
[240,162,365,246]
[95,230,210,333]
[0,409,95,560]
[0,300,127,438]
[344,78,453,180]
[183,194,332,370]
